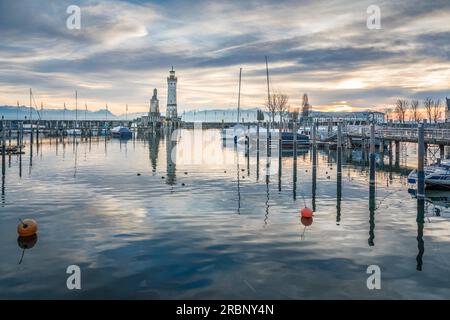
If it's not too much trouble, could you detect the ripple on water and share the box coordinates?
[1,133,450,299]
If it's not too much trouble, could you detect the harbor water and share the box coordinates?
[0,129,449,299]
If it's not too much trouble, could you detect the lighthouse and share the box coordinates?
[150,88,160,114]
[144,88,162,131]
[166,66,178,120]
[148,88,161,123]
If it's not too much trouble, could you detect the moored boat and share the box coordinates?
[111,126,133,139]
[408,160,450,188]
[66,129,82,136]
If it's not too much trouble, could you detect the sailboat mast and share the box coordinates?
[265,56,271,111]
[237,68,242,124]
[29,89,32,123]
[75,90,78,128]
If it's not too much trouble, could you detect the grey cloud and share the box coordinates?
[0,0,449,111]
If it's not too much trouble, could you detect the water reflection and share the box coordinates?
[293,154,297,200]
[1,175,4,207]
[236,149,241,215]
[277,136,282,192]
[166,130,176,186]
[300,216,313,240]
[19,147,22,177]
[149,133,160,173]
[1,129,450,299]
[408,189,450,217]
[336,147,342,225]
[416,198,425,271]
[17,234,38,265]
[368,182,376,247]
[312,143,317,212]
[73,141,78,178]
[256,127,260,181]
[264,173,270,226]
[29,134,33,169]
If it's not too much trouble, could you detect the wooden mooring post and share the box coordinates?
[8,122,11,147]
[337,123,342,151]
[337,122,342,180]
[312,128,317,212]
[16,122,20,147]
[1,116,6,176]
[266,122,271,182]
[417,123,425,199]
[369,122,376,186]
[256,121,260,181]
[293,120,298,200]
[395,140,400,166]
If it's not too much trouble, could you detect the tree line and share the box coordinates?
[388,98,445,124]
[265,93,310,126]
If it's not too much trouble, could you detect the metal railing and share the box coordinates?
[346,126,450,142]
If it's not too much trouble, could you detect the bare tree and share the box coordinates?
[383,107,393,122]
[290,105,300,123]
[275,93,289,128]
[395,99,408,123]
[432,99,442,123]
[410,99,420,123]
[265,96,277,125]
[423,97,433,123]
[266,93,289,127]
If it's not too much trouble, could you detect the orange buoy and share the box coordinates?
[17,219,38,237]
[301,217,313,227]
[300,207,313,218]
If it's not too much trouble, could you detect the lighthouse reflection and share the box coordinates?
[166,129,177,186]
[149,133,160,173]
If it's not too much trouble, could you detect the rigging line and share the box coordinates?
[375,187,404,211]
[30,94,42,121]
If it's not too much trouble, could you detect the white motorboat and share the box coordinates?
[408,160,450,188]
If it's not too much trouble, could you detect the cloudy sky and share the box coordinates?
[0,0,449,115]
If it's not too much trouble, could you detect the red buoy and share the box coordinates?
[301,217,313,227]
[300,207,313,218]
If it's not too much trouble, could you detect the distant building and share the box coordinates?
[446,97,450,122]
[310,111,385,124]
[166,67,178,120]
[300,93,311,124]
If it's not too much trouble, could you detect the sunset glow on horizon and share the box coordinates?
[0,0,449,115]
